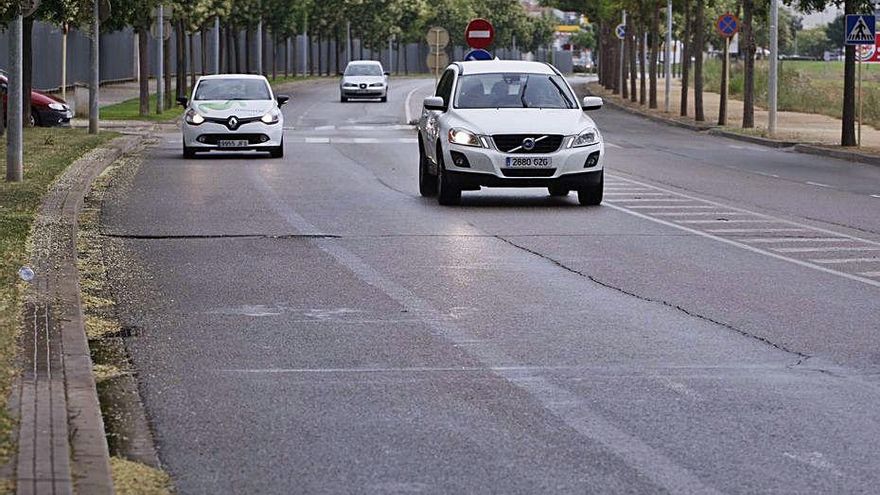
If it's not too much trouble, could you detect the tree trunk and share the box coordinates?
[622,30,629,100]
[649,4,660,109]
[742,0,755,128]
[680,0,691,116]
[232,29,241,73]
[326,34,332,75]
[629,26,637,103]
[335,29,341,75]
[403,41,409,75]
[640,27,647,105]
[189,32,196,90]
[220,26,227,73]
[262,25,268,76]
[176,20,186,100]
[842,0,857,145]
[201,28,207,76]
[138,27,149,116]
[693,0,705,121]
[164,35,172,109]
[23,17,33,126]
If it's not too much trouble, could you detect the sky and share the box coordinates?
[801,6,841,28]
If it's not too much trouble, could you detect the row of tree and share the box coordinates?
[550,0,875,147]
[1,0,558,120]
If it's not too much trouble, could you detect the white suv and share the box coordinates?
[417,60,605,205]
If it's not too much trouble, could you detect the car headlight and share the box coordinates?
[569,127,600,148]
[343,83,357,88]
[261,109,281,125]
[369,82,385,87]
[48,102,67,111]
[185,109,205,125]
[448,128,483,148]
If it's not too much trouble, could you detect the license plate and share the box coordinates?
[505,157,552,167]
[218,140,248,148]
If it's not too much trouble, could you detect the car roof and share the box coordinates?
[455,60,556,75]
[346,60,382,65]
[197,74,269,81]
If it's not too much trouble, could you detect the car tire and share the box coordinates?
[418,139,438,197]
[270,141,284,158]
[380,95,388,103]
[577,173,604,206]
[548,185,569,197]
[29,110,39,127]
[340,95,348,103]
[436,146,461,206]
[183,144,196,159]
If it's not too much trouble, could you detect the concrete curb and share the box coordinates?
[577,82,880,167]
[14,133,145,495]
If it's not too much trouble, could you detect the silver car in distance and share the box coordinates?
[417,60,605,206]
[179,74,289,158]
[340,60,389,102]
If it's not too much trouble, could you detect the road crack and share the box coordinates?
[495,235,810,361]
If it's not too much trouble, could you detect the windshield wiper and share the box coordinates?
[519,77,529,108]
[548,77,574,109]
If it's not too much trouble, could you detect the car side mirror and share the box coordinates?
[277,95,290,106]
[384,72,390,76]
[176,96,188,107]
[423,96,445,111]
[582,96,603,111]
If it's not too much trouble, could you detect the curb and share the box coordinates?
[15,133,145,495]
[577,82,880,167]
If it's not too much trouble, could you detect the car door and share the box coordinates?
[421,68,455,165]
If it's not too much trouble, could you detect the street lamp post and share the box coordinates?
[156,4,164,115]
[6,11,23,182]
[665,0,672,113]
[768,0,779,136]
[89,0,100,134]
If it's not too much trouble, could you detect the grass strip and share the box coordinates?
[0,127,115,486]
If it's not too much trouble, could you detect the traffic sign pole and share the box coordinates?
[156,4,164,115]
[665,0,672,113]
[619,10,626,97]
[719,36,729,126]
[89,0,100,135]
[769,0,778,136]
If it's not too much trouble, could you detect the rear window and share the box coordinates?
[194,79,272,101]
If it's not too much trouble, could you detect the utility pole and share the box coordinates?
[6,10,23,182]
[347,21,352,64]
[665,0,672,113]
[303,15,308,76]
[156,4,164,115]
[214,16,221,74]
[89,0,100,134]
[768,0,779,136]
[620,10,626,96]
[256,18,263,75]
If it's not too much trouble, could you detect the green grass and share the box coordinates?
[701,59,880,128]
[0,128,115,482]
[100,93,183,122]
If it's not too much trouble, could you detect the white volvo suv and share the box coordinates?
[417,60,605,205]
[179,74,288,158]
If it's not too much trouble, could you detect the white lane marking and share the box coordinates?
[294,137,417,144]
[604,192,667,196]
[773,246,880,254]
[871,194,880,199]
[607,174,880,248]
[741,238,854,244]
[654,211,743,217]
[223,366,572,374]
[705,228,809,234]
[858,271,880,277]
[605,142,623,149]
[611,198,695,203]
[627,205,717,209]
[305,137,330,144]
[314,125,336,131]
[754,171,780,178]
[250,169,721,494]
[676,219,776,225]
[810,258,880,265]
[806,181,833,188]
[351,138,380,144]
[603,203,880,288]
[404,82,433,124]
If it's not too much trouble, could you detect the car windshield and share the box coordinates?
[194,79,271,101]
[454,73,577,109]
[345,64,383,76]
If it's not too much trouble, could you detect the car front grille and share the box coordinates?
[501,168,557,178]
[197,134,269,145]
[493,134,564,154]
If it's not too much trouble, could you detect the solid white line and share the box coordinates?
[754,171,780,178]
[604,203,880,288]
[810,258,880,264]
[773,246,880,253]
[705,228,808,234]
[675,219,776,225]
[653,212,743,217]
[858,271,880,277]
[741,237,854,244]
[627,205,717,209]
[603,192,667,196]
[304,137,330,143]
[610,198,695,203]
[806,181,833,188]
[871,194,880,199]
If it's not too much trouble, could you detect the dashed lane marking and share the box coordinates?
[705,228,809,234]
[858,271,880,277]
[806,181,834,188]
[653,211,743,217]
[773,246,880,254]
[627,205,718,210]
[810,258,880,265]
[676,219,778,225]
[740,238,854,244]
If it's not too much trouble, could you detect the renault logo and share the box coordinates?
[522,138,536,151]
[227,116,239,129]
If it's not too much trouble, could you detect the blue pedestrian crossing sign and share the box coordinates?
[846,15,876,45]
[464,49,493,61]
[615,24,626,40]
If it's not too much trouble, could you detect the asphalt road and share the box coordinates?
[102,76,880,494]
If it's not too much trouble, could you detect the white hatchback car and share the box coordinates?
[417,60,605,205]
[340,61,389,102]
[179,74,288,158]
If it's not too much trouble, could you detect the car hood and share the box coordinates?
[452,108,595,136]
[32,89,67,106]
[191,100,275,118]
[341,76,385,85]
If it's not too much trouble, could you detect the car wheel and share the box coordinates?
[436,146,461,206]
[340,95,348,103]
[418,139,438,197]
[380,94,388,103]
[183,143,196,159]
[548,185,569,197]
[270,140,284,158]
[577,173,604,206]
[29,110,39,127]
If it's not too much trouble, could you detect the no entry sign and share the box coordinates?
[465,18,494,49]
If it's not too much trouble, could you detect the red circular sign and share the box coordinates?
[465,18,495,50]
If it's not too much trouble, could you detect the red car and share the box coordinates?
[1,74,74,127]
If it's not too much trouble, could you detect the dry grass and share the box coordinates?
[110,457,172,495]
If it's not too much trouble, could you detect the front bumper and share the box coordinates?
[442,141,604,188]
[341,86,387,98]
[182,120,283,150]
[36,108,73,127]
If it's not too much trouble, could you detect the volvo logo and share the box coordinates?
[521,138,536,151]
[227,116,239,129]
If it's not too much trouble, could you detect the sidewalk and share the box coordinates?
[582,75,880,153]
